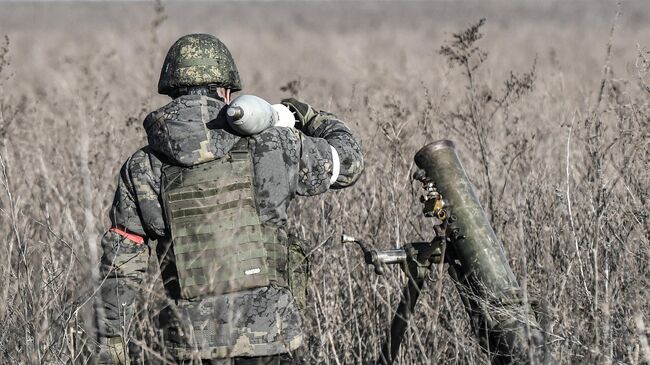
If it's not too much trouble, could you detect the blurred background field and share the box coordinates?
[0,1,648,364]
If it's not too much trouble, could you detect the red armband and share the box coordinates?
[110,227,145,245]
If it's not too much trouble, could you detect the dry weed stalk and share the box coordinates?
[439,18,536,224]
[0,3,648,364]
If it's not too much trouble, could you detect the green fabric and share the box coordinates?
[158,34,242,95]
[161,140,289,300]
[288,237,310,309]
[179,256,267,282]
[170,198,255,219]
[170,205,258,226]
[168,181,251,201]
[177,58,224,68]
[173,215,260,238]
[163,160,250,191]
[176,244,286,271]
[168,189,254,214]
[177,248,269,269]
[173,225,276,251]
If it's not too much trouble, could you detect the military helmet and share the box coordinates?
[158,34,242,96]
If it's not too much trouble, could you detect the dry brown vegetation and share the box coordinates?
[0,1,649,364]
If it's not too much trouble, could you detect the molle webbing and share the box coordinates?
[162,138,288,300]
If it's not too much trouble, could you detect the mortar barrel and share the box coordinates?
[414,140,518,297]
[414,140,556,364]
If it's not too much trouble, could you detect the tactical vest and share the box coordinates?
[160,138,289,300]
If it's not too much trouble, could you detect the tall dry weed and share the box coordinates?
[0,2,648,364]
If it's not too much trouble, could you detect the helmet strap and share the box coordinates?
[208,84,219,96]
[171,84,224,102]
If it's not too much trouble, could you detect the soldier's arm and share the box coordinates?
[97,153,152,343]
[281,98,364,192]
[300,110,364,189]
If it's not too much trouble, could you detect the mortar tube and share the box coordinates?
[414,140,556,365]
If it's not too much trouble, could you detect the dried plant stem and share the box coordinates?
[565,114,590,296]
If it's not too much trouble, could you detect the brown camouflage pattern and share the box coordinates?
[158,34,242,95]
[98,95,363,359]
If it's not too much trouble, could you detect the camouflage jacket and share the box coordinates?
[97,95,363,360]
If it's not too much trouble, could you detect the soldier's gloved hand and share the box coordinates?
[281,98,318,130]
[97,337,127,365]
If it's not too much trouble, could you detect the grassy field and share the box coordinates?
[0,1,649,363]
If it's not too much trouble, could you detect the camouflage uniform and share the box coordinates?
[97,94,363,363]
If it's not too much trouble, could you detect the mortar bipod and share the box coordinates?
[342,235,446,365]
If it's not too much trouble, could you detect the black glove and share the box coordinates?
[281,98,318,130]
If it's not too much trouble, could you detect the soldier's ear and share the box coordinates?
[218,88,232,104]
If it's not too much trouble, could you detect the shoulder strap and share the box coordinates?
[228,137,250,161]
[230,137,249,152]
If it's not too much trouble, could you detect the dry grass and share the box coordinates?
[0,1,648,364]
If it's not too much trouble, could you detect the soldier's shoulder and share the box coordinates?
[254,126,301,147]
[121,147,163,179]
[143,98,180,130]
[251,127,301,165]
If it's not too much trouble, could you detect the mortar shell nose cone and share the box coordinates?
[227,106,244,120]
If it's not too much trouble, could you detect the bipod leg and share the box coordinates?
[342,235,443,365]
[378,238,443,365]
[378,273,426,365]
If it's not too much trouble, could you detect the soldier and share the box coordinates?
[96,33,364,364]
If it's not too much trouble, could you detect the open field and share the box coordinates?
[0,1,649,363]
